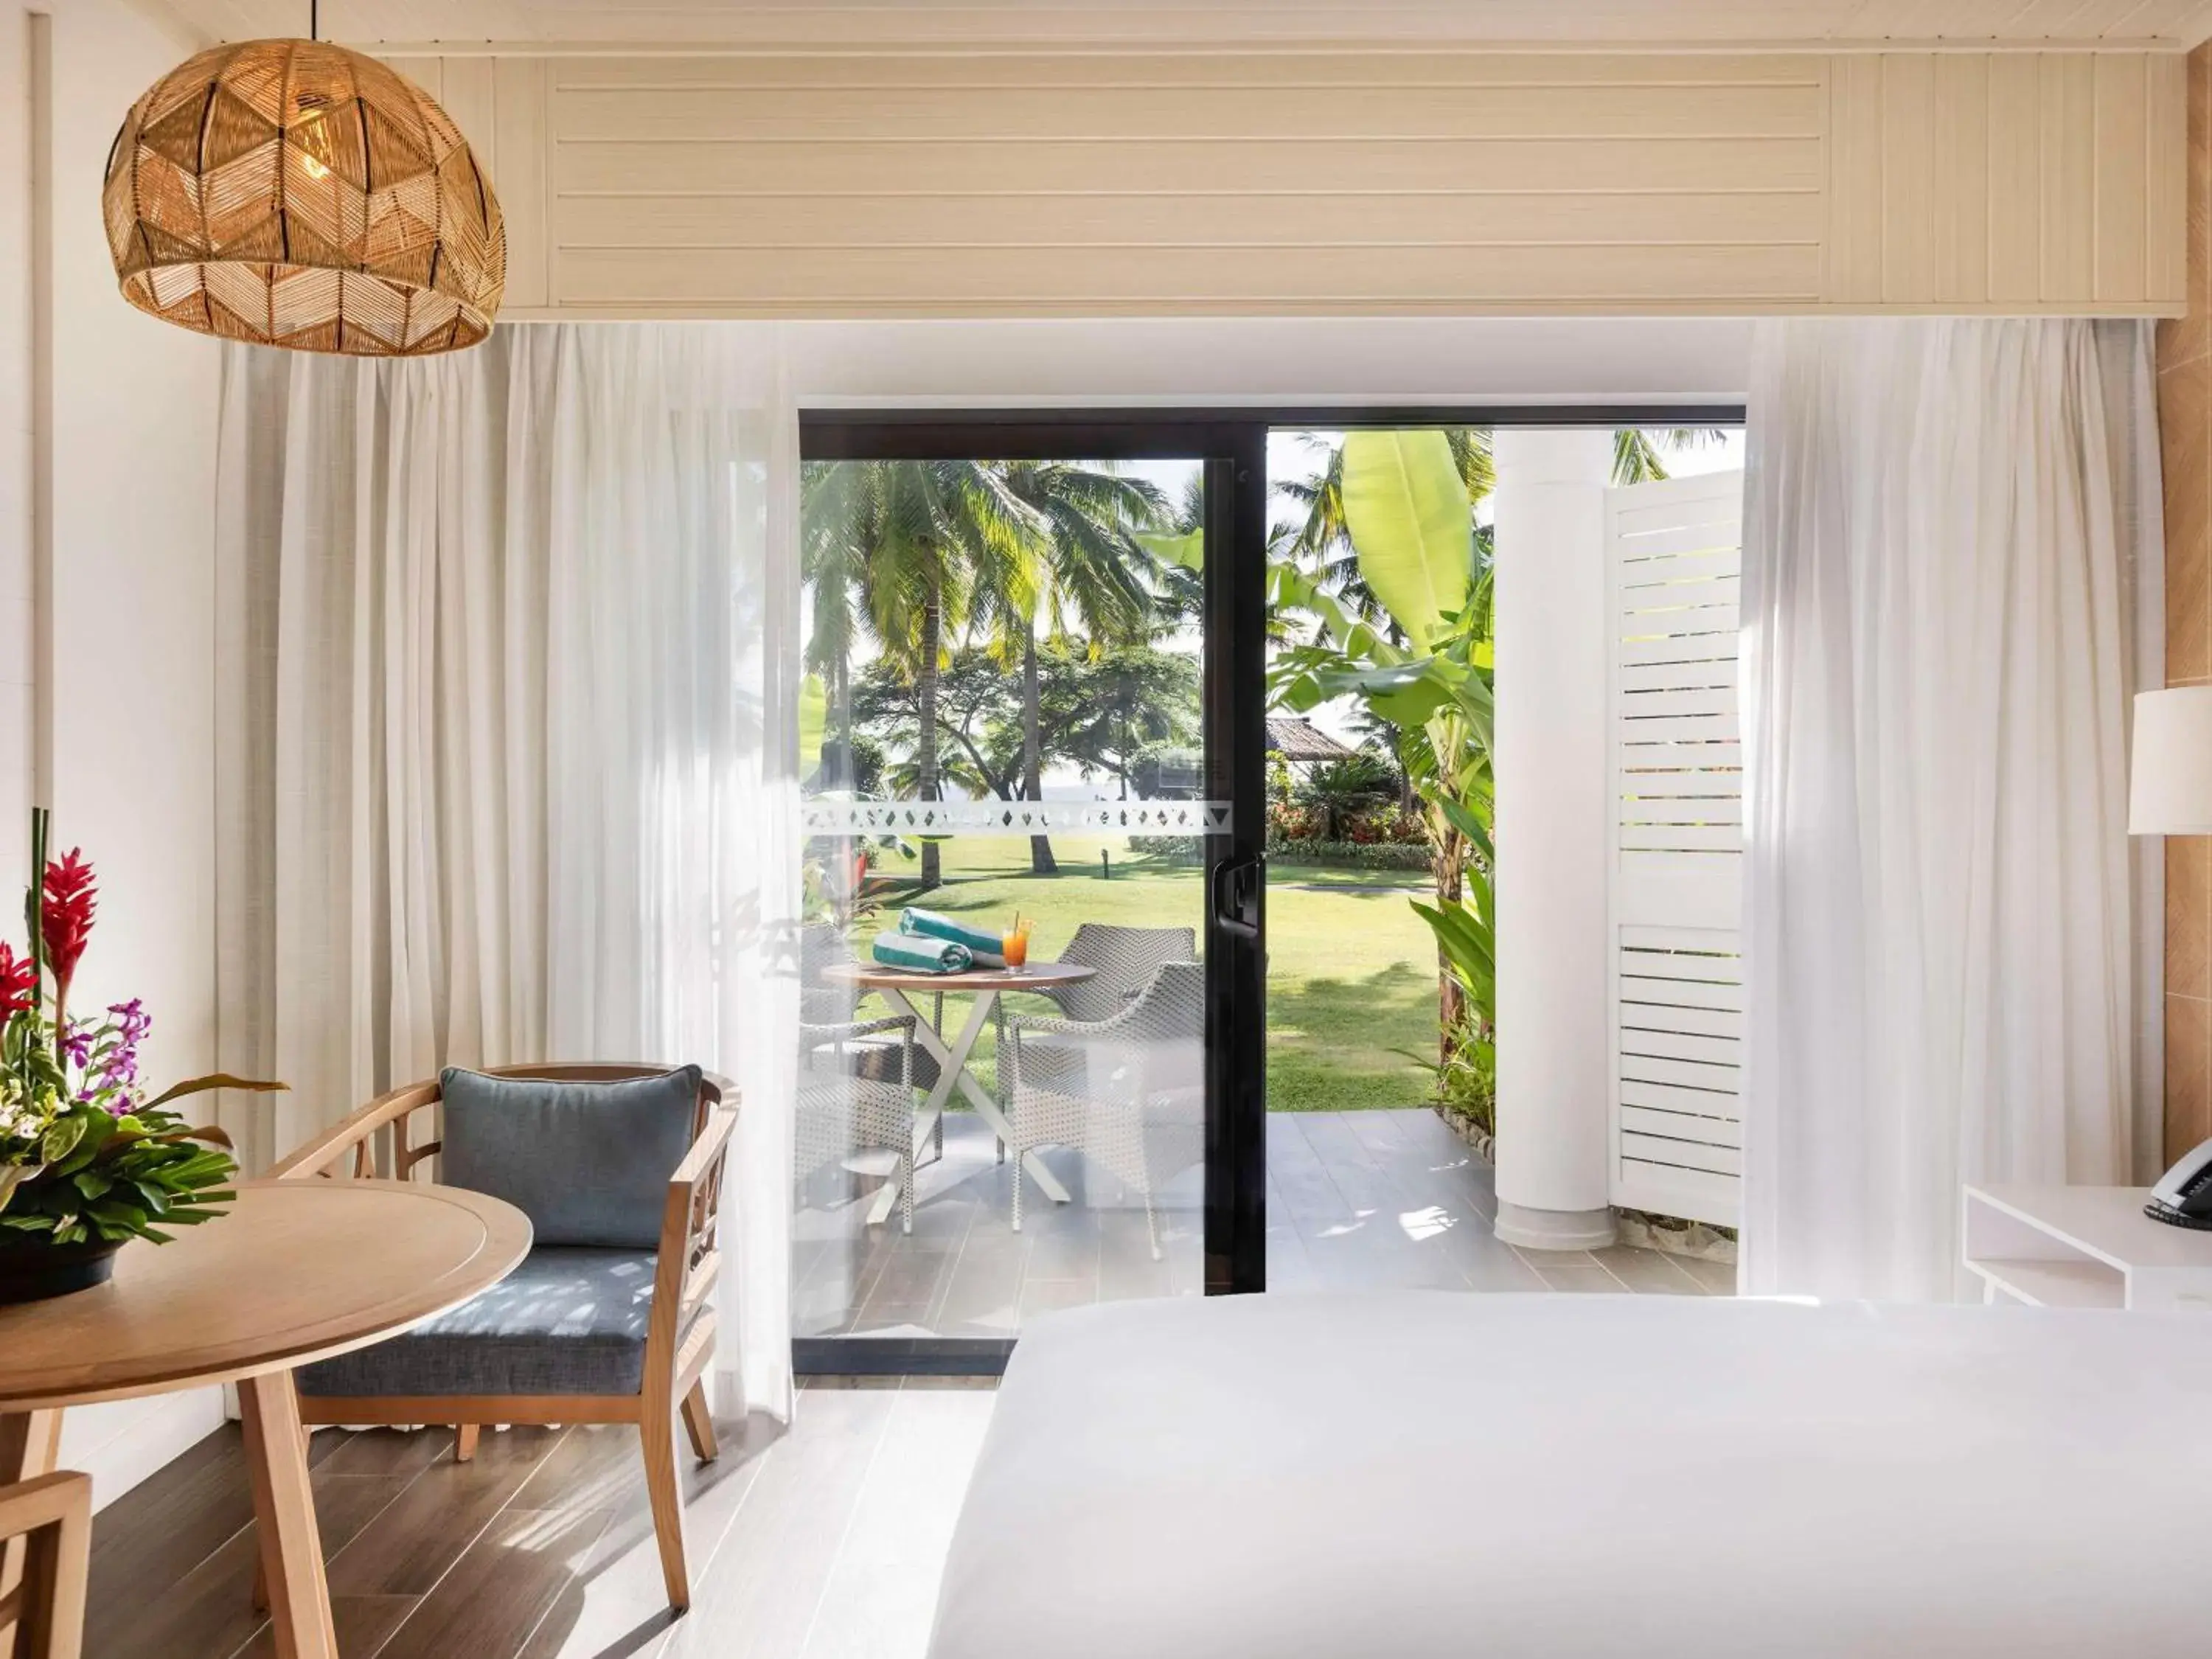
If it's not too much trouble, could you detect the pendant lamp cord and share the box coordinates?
[310,0,318,41]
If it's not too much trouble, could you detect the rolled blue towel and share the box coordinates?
[872,932,974,974]
[898,907,1006,969]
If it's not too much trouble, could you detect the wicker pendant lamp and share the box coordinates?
[102,20,504,356]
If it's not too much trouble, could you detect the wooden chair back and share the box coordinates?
[0,1471,91,1659]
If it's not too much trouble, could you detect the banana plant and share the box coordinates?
[1268,430,1496,1063]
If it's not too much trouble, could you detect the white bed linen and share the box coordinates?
[928,1292,2212,1658]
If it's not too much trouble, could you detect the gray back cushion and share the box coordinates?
[440,1066,702,1249]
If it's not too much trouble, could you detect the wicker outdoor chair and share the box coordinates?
[1034,925,1198,1021]
[1013,925,1199,1094]
[800,922,942,1096]
[1004,961,1205,1257]
[798,1015,925,1233]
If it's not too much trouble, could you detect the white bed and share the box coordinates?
[928,1291,2212,1658]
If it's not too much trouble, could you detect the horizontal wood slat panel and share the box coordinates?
[1618,686,1736,719]
[554,136,1832,197]
[1621,1001,1741,1040]
[1615,529,1742,561]
[1621,1052,1740,1093]
[1618,714,1742,744]
[1621,1131,1742,1177]
[551,83,1826,142]
[553,191,1828,250]
[1619,973,1744,1013]
[1619,824,1745,853]
[398,46,2184,316]
[1611,476,1746,1228]
[1618,1027,1739,1066]
[1620,577,1740,613]
[1618,636,1737,668]
[1621,659,1739,692]
[1621,1077,1745,1116]
[1619,801,1745,828]
[1620,1104,1742,1149]
[554,243,1827,307]
[550,54,1834,92]
[495,58,552,308]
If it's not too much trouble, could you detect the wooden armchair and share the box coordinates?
[0,1472,91,1659]
[268,1062,737,1613]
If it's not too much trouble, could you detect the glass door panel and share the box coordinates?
[792,448,1231,1354]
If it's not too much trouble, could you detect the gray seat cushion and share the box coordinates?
[295,1248,659,1398]
[442,1066,700,1248]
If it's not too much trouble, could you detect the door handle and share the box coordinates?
[1211,852,1263,942]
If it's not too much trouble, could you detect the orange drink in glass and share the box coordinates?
[1001,925,1029,970]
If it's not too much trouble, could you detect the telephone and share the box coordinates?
[2147,1138,2212,1230]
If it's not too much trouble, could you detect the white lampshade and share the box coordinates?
[2130,687,2212,834]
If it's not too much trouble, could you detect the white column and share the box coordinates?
[1491,428,1616,1250]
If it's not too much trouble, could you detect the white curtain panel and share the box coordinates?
[212,323,803,1419]
[1739,319,2157,1302]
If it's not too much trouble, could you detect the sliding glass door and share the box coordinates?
[785,407,1743,1371]
[790,417,1266,1370]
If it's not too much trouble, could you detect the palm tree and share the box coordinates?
[800,462,868,787]
[991,462,1166,873]
[1612,426,1729,484]
[807,459,1036,888]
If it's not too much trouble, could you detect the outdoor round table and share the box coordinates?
[822,961,1096,1217]
[0,1178,530,1659]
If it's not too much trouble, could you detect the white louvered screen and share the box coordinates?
[1605,471,1745,1227]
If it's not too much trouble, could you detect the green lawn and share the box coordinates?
[854,834,1438,1111]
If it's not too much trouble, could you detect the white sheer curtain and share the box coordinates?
[1739,319,2156,1303]
[212,324,802,1419]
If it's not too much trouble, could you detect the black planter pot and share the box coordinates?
[0,1237,125,1304]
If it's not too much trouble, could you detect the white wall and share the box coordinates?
[779,316,1752,408]
[2,0,223,1509]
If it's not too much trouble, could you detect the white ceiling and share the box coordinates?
[156,0,2212,52]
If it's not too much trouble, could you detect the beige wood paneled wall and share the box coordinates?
[386,49,2187,319]
[2157,44,2212,1166]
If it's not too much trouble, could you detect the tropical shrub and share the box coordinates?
[1269,428,1496,1065]
[1266,837,1433,871]
[1,821,281,1251]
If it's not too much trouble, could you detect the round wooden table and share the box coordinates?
[0,1179,530,1659]
[822,961,1096,1215]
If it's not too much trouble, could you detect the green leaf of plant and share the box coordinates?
[142,1074,289,1110]
[1137,528,1204,571]
[1340,429,1473,652]
[39,1115,86,1166]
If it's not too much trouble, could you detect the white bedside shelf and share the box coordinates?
[1963,1185,2212,1314]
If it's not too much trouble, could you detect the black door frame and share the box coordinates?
[793,403,1743,1375]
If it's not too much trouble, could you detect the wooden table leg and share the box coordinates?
[0,1411,64,1659]
[239,1374,337,1659]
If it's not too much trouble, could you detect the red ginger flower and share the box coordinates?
[0,940,32,1020]
[41,849,96,992]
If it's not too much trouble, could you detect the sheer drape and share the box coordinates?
[1739,319,2155,1303]
[212,324,801,1419]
